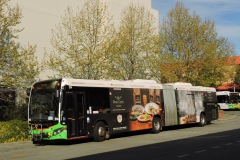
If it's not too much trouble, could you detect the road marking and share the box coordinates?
[195,150,206,153]
[225,143,232,145]
[212,146,220,149]
[178,154,189,158]
[13,154,29,158]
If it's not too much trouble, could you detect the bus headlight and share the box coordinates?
[53,128,64,136]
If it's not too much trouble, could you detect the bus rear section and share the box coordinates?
[162,84,218,127]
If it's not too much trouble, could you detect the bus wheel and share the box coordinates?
[151,117,161,133]
[206,121,211,125]
[93,121,106,142]
[199,113,206,127]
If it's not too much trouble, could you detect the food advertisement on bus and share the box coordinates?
[110,88,163,132]
[129,88,163,131]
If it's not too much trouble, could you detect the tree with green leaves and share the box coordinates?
[108,4,159,80]
[45,0,115,80]
[0,0,41,120]
[159,2,235,86]
[234,62,240,84]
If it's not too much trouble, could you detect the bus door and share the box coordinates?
[76,93,85,136]
[65,92,85,137]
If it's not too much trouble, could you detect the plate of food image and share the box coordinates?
[132,105,145,115]
[145,103,159,115]
[137,114,152,122]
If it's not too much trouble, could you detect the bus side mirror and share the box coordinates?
[63,85,69,90]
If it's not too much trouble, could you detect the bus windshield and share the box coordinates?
[29,90,59,122]
[229,93,240,103]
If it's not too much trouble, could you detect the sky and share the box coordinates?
[152,0,240,55]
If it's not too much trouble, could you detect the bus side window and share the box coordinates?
[67,109,74,119]
[87,88,110,114]
[93,106,110,114]
[101,107,110,113]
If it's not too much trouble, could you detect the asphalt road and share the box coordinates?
[0,111,240,160]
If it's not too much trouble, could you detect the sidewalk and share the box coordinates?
[217,110,237,121]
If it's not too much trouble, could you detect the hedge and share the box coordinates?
[0,120,30,143]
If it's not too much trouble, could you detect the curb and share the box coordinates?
[217,114,237,121]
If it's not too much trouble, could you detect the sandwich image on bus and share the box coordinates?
[28,78,218,144]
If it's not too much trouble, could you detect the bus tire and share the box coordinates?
[151,117,162,133]
[206,121,211,125]
[93,121,106,142]
[199,113,206,127]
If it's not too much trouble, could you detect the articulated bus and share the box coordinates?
[216,91,240,110]
[28,78,218,144]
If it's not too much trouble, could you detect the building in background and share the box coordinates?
[10,0,159,79]
[216,56,240,92]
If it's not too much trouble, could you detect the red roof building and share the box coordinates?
[227,56,240,65]
[216,56,240,91]
[216,83,240,91]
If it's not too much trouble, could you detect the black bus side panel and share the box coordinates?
[203,92,218,122]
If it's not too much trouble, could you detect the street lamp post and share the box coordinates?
[233,66,236,92]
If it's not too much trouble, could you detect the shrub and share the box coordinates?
[0,120,30,143]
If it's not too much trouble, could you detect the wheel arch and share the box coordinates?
[94,119,109,131]
[151,116,162,133]
[154,115,164,127]
[199,112,207,127]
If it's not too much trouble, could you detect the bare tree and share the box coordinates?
[108,4,159,80]
[45,0,115,79]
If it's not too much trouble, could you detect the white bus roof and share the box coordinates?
[165,83,216,92]
[165,82,192,86]
[60,78,215,92]
[216,91,239,95]
[61,78,163,89]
